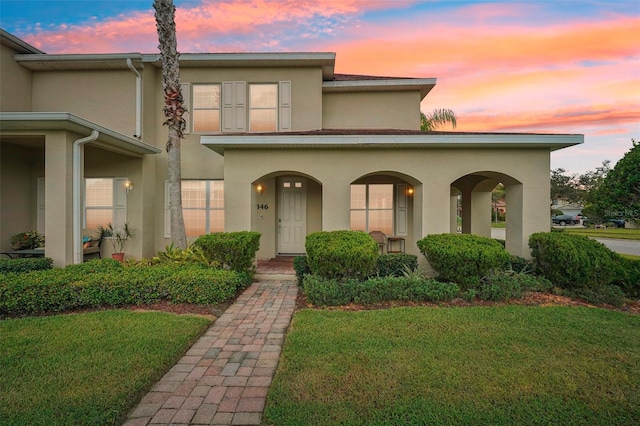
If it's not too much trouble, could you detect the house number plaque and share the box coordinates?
[257,204,269,210]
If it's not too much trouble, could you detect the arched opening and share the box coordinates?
[349,171,421,254]
[251,170,322,257]
[451,171,523,255]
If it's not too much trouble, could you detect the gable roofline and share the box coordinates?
[0,112,161,156]
[0,28,45,54]
[201,131,584,155]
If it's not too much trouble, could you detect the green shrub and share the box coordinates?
[302,275,354,306]
[303,274,459,306]
[376,253,418,277]
[417,234,511,289]
[305,231,378,280]
[194,231,260,273]
[507,255,532,274]
[479,272,524,301]
[157,243,219,267]
[0,257,53,274]
[613,257,640,298]
[293,256,311,284]
[161,268,244,304]
[529,232,620,290]
[0,260,249,317]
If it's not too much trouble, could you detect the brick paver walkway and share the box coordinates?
[125,279,297,426]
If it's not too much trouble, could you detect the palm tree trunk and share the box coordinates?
[154,0,187,248]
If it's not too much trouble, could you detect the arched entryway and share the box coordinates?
[252,171,322,258]
[451,171,524,256]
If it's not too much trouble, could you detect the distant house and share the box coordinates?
[0,29,582,266]
[551,198,583,216]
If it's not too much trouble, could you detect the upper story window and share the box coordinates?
[188,81,290,134]
[249,84,277,132]
[193,84,221,132]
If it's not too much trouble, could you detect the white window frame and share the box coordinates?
[164,180,224,238]
[188,81,291,133]
[83,177,128,229]
[192,83,221,133]
[350,183,408,236]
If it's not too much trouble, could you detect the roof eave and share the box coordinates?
[201,133,583,155]
[0,112,161,156]
[323,78,437,99]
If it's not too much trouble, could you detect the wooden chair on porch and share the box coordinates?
[369,231,387,255]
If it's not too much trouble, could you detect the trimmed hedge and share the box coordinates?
[293,256,311,284]
[417,234,511,289]
[376,253,418,277]
[0,257,53,274]
[0,260,252,317]
[194,231,260,272]
[529,232,621,290]
[302,274,459,306]
[305,231,378,280]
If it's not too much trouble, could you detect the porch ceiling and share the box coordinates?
[0,112,161,157]
[201,131,584,155]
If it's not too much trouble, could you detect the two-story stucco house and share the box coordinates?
[0,29,582,267]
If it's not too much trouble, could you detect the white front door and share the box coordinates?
[278,177,306,254]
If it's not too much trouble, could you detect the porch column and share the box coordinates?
[223,162,252,232]
[470,191,492,238]
[421,178,450,236]
[44,131,74,267]
[322,178,350,231]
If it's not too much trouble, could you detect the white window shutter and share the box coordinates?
[114,178,128,228]
[279,81,291,132]
[395,184,408,236]
[222,81,246,132]
[164,180,170,238]
[181,83,190,134]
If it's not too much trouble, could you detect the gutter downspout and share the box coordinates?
[73,130,99,264]
[126,58,142,138]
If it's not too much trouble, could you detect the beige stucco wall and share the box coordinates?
[0,44,33,112]
[222,147,551,259]
[0,141,43,251]
[32,70,137,135]
[322,91,421,130]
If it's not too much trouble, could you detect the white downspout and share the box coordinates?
[73,130,99,264]
[126,58,142,138]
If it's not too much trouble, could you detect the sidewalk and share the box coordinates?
[125,277,297,425]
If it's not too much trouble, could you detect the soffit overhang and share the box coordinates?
[14,52,336,77]
[13,53,144,71]
[0,112,161,156]
[323,78,437,99]
[201,131,584,155]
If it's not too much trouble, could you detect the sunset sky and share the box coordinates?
[1,0,638,175]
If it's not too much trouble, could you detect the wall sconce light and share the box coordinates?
[125,181,134,192]
[256,184,264,195]
[407,187,414,196]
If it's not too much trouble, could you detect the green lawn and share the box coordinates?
[266,306,640,425]
[491,221,506,228]
[0,310,211,426]
[565,227,640,240]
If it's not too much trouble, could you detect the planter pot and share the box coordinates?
[112,253,125,262]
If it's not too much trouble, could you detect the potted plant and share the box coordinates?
[97,223,135,262]
[10,230,45,250]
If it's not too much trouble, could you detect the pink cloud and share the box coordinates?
[22,0,410,53]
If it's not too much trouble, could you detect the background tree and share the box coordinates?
[491,183,505,222]
[550,168,581,204]
[420,108,457,131]
[154,0,187,248]
[590,139,640,222]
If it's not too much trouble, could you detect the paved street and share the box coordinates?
[491,228,640,256]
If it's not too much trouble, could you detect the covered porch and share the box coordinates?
[0,112,160,266]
